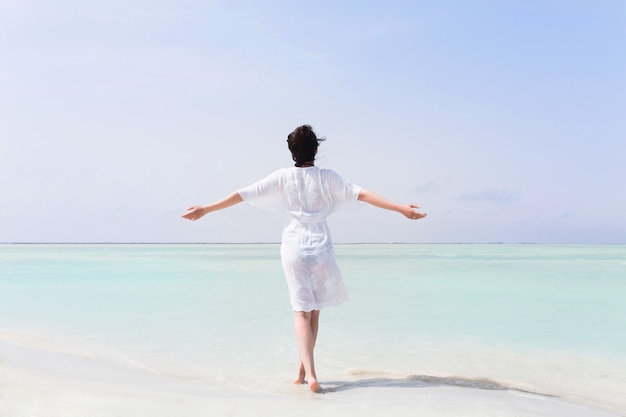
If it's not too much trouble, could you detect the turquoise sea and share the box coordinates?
[1,244,625,416]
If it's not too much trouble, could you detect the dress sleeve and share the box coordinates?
[326,169,362,214]
[237,170,286,214]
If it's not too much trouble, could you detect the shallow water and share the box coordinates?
[1,244,625,415]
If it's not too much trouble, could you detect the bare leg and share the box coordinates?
[294,310,320,384]
[293,310,321,392]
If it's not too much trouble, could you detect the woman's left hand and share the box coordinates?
[182,206,208,221]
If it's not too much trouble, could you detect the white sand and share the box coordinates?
[1,332,623,417]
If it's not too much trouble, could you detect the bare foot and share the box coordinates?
[309,379,321,393]
[293,363,306,384]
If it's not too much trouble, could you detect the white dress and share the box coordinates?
[238,166,361,312]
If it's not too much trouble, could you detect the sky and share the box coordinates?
[1,0,625,244]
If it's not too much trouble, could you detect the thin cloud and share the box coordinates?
[414,181,438,194]
[456,189,519,204]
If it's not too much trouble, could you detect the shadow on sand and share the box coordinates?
[322,374,558,398]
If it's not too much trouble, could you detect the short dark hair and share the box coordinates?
[286,125,325,167]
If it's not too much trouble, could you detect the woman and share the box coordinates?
[182,125,426,392]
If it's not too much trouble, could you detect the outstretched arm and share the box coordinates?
[182,192,244,221]
[357,189,427,220]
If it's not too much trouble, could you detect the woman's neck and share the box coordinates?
[296,161,315,167]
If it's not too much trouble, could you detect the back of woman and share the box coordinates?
[182,124,426,393]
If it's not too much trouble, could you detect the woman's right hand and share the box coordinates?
[401,204,427,220]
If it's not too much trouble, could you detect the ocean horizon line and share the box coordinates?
[2,241,624,245]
